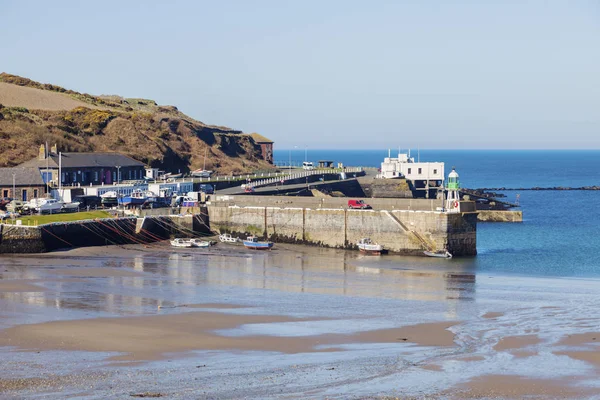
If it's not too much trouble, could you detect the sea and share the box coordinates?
[274,149,600,278]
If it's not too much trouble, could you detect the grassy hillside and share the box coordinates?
[0,73,273,174]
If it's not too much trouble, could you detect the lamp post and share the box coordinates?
[304,146,307,163]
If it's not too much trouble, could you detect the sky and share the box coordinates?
[1,0,599,149]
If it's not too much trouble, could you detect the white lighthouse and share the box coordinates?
[446,167,460,212]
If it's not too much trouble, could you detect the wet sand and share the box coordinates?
[0,312,456,361]
[449,375,599,399]
[2,243,600,398]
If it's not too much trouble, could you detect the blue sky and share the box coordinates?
[2,1,599,149]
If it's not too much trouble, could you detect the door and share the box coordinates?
[22,190,27,201]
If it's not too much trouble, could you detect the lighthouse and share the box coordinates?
[446,167,460,212]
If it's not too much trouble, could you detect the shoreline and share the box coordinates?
[2,244,600,398]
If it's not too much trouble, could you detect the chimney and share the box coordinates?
[51,143,57,155]
[38,144,46,160]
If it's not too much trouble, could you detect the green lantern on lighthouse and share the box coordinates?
[446,167,460,212]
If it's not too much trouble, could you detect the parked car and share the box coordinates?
[347,199,372,209]
[73,195,102,210]
[199,184,214,194]
[0,197,12,210]
[244,186,255,193]
[0,211,19,221]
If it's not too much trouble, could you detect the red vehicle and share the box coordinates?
[244,186,255,193]
[347,199,371,209]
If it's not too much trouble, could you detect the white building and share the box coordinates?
[379,150,444,181]
[378,150,445,198]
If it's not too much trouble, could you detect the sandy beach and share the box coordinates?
[1,243,600,398]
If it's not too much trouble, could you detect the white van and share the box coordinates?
[302,161,314,170]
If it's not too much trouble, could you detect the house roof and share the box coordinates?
[0,167,45,186]
[249,133,274,144]
[18,152,145,169]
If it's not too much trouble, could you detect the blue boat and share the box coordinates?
[117,189,148,207]
[243,236,274,250]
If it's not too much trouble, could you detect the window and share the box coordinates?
[433,169,437,175]
[129,170,132,180]
[61,172,66,183]
[418,168,422,174]
[34,189,38,198]
[407,168,411,175]
[2,189,8,198]
[113,171,117,182]
[72,172,77,182]
[94,171,98,182]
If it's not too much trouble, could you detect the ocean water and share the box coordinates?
[275,149,600,278]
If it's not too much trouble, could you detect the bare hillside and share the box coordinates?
[0,82,99,111]
[0,73,274,174]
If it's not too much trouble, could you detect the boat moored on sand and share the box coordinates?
[170,238,194,248]
[219,233,240,243]
[424,250,453,258]
[243,236,274,250]
[357,238,383,255]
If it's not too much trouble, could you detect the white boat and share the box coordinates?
[424,250,453,259]
[219,233,240,243]
[37,199,64,214]
[191,169,212,178]
[61,202,81,213]
[357,238,384,255]
[170,238,194,248]
[190,238,211,248]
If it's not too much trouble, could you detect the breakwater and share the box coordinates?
[207,203,477,256]
[0,212,211,254]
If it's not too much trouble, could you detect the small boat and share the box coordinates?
[170,238,194,248]
[219,233,240,243]
[61,201,81,213]
[190,239,211,248]
[424,250,453,259]
[357,238,383,255]
[243,236,274,250]
[191,169,212,178]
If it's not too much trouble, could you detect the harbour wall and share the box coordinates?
[0,211,211,254]
[207,204,477,256]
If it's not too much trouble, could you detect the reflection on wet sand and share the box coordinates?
[0,244,476,318]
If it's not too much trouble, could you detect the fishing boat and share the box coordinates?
[243,236,274,250]
[357,238,383,255]
[424,249,453,259]
[219,233,240,243]
[118,189,148,207]
[100,191,119,207]
[190,239,211,248]
[170,238,194,248]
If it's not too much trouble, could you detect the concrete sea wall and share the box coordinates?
[208,205,477,256]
